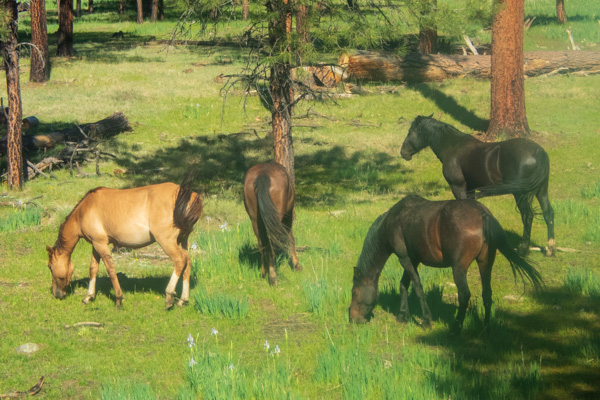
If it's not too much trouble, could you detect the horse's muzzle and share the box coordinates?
[400,150,413,161]
[52,287,66,299]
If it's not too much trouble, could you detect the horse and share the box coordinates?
[243,162,302,285]
[348,195,542,334]
[46,171,203,309]
[400,115,555,257]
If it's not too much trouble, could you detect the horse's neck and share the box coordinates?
[427,125,476,162]
[56,212,82,255]
[356,217,392,278]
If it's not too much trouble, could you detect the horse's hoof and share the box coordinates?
[269,277,278,286]
[546,239,557,257]
[517,245,530,257]
[396,314,409,324]
[177,299,188,308]
[115,298,123,309]
[293,264,303,272]
[82,296,94,304]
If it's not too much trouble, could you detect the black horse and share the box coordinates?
[401,115,555,256]
[348,195,542,334]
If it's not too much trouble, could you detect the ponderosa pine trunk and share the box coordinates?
[88,0,93,13]
[29,0,51,82]
[136,0,143,24]
[556,0,566,24]
[418,0,438,54]
[57,0,74,56]
[488,0,529,138]
[151,0,158,22]
[268,0,295,184]
[1,0,24,189]
[119,0,125,14]
[296,5,310,44]
[158,0,164,20]
[242,0,249,20]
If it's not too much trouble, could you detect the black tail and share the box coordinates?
[482,211,543,289]
[173,168,203,237]
[255,174,289,252]
[474,148,550,199]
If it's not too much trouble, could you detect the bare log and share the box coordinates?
[338,51,600,83]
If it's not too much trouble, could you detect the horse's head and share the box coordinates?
[401,115,433,161]
[46,245,74,299]
[349,267,378,323]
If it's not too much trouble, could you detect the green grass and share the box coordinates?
[1,1,600,399]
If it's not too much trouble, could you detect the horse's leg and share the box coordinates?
[536,182,556,257]
[94,242,124,307]
[266,241,277,286]
[283,213,301,271]
[451,266,471,335]
[397,255,432,327]
[161,244,187,310]
[82,249,101,304]
[177,238,191,307]
[397,270,413,323]
[514,193,534,256]
[477,247,496,331]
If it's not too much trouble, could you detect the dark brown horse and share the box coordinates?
[401,115,555,256]
[46,171,203,308]
[349,195,542,334]
[243,163,301,285]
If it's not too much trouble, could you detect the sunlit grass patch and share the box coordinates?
[0,207,43,232]
[99,380,157,400]
[193,286,249,319]
[564,268,600,299]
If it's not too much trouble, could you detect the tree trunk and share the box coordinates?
[296,5,310,44]
[151,0,158,22]
[1,0,24,189]
[489,0,529,138]
[76,0,81,17]
[57,0,74,56]
[417,0,438,54]
[136,0,143,24]
[268,0,295,184]
[88,0,93,13]
[338,51,600,82]
[158,0,164,20]
[29,0,51,82]
[119,0,125,14]
[242,0,249,20]
[556,0,567,24]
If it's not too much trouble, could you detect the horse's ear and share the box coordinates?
[46,245,53,256]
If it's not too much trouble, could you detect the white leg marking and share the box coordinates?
[165,271,180,295]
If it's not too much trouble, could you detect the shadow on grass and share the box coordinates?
[415,286,600,399]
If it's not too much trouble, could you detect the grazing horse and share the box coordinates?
[401,115,555,256]
[46,171,203,308]
[349,195,542,333]
[243,162,302,285]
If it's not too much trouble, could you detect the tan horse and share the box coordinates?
[243,163,301,285]
[46,172,203,308]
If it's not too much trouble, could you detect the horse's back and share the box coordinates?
[243,163,293,215]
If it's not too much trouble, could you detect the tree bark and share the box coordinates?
[1,0,24,189]
[29,0,51,82]
[57,0,74,56]
[136,0,143,24]
[417,0,438,54]
[88,0,93,13]
[151,0,158,22]
[158,0,164,20]
[242,0,249,20]
[489,0,529,138]
[338,51,600,82]
[268,0,295,184]
[119,0,125,14]
[76,0,81,17]
[556,0,567,24]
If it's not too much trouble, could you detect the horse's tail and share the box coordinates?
[474,147,550,200]
[255,173,290,253]
[174,168,203,237]
[481,209,543,289]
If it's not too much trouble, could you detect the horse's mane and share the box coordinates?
[55,187,105,250]
[356,211,389,276]
[418,117,473,147]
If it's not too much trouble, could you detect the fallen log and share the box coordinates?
[338,51,600,83]
[0,112,132,155]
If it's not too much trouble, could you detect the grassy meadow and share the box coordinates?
[1,0,600,398]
